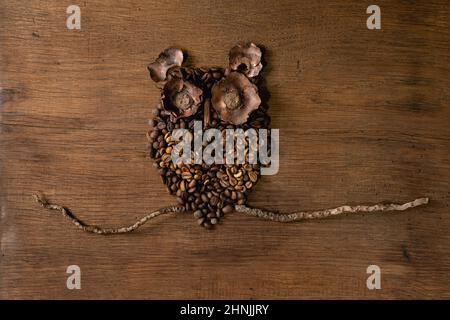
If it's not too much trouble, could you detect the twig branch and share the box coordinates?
[32,193,185,235]
[234,198,429,222]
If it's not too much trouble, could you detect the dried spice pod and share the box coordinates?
[162,78,203,119]
[211,72,261,125]
[148,48,184,83]
[228,43,263,78]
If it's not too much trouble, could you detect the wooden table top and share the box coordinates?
[1,0,449,299]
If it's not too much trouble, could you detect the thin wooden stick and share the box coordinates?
[234,198,429,223]
[32,193,185,235]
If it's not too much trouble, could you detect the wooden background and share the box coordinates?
[1,0,449,299]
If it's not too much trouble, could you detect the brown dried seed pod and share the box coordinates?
[162,78,203,119]
[211,72,261,125]
[147,48,184,82]
[228,43,263,78]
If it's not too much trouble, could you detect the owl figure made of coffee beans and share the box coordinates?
[146,43,271,228]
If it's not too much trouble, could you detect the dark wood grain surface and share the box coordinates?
[1,0,449,299]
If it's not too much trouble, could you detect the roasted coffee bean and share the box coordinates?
[229,177,237,186]
[201,193,208,203]
[188,180,196,188]
[157,122,166,130]
[176,197,184,205]
[248,171,258,183]
[179,180,186,192]
[222,204,234,214]
[194,210,203,219]
[210,218,218,225]
[188,186,196,193]
[150,130,159,139]
[210,196,219,206]
[219,180,229,188]
[182,172,192,180]
[162,154,171,162]
[203,221,212,229]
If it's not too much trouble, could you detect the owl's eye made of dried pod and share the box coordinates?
[147,48,184,83]
[211,72,261,125]
[162,78,203,119]
[228,43,263,78]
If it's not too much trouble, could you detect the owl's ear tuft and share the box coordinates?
[147,48,184,83]
[228,43,263,78]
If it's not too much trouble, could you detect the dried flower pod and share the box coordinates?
[148,48,184,82]
[162,78,203,119]
[211,72,261,125]
[228,43,263,78]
